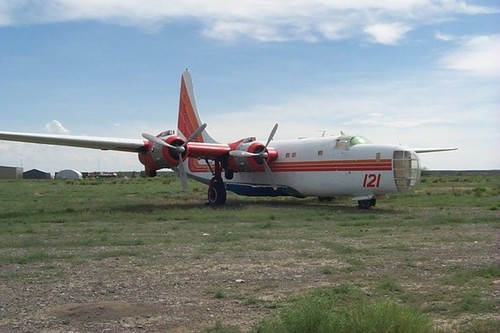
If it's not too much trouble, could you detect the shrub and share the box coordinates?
[254,290,437,333]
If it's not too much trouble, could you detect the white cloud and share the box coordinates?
[0,1,496,42]
[316,21,348,40]
[439,34,500,77]
[203,21,287,42]
[434,31,456,41]
[363,22,411,45]
[347,112,445,128]
[44,120,70,134]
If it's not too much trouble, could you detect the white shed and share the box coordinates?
[56,169,83,180]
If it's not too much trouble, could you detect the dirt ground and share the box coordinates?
[1,244,337,332]
[1,186,499,333]
[1,220,499,333]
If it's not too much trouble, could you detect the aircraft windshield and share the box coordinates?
[335,135,371,149]
[349,135,371,146]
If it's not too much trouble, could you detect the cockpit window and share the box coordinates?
[349,135,370,146]
[335,135,371,149]
[335,138,349,149]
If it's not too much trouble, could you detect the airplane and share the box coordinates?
[0,70,457,208]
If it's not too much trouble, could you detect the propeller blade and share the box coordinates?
[174,123,206,191]
[185,123,207,144]
[142,133,176,149]
[263,160,277,191]
[265,123,278,147]
[177,152,188,190]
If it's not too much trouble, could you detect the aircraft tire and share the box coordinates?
[208,177,227,206]
[358,198,376,209]
[225,170,234,180]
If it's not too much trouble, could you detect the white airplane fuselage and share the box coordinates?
[185,135,420,200]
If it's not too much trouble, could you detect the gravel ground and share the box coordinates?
[1,212,498,332]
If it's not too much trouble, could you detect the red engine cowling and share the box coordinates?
[138,134,188,176]
[227,140,278,172]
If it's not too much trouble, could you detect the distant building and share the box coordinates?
[55,169,82,180]
[88,172,118,179]
[0,166,23,179]
[23,169,51,179]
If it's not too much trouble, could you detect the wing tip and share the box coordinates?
[414,148,458,153]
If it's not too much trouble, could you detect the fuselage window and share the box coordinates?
[335,140,349,150]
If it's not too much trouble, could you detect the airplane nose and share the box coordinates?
[393,150,421,192]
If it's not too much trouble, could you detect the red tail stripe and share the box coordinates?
[178,77,202,142]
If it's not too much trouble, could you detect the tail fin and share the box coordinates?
[177,70,217,143]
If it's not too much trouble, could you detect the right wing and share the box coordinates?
[413,147,458,153]
[0,131,146,153]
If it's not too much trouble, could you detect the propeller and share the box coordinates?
[265,123,278,147]
[229,123,278,190]
[261,123,278,190]
[142,123,207,190]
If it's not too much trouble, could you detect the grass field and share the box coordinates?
[0,175,498,332]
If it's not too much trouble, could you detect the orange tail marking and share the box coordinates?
[177,74,203,142]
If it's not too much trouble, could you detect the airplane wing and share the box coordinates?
[0,131,146,153]
[413,148,458,153]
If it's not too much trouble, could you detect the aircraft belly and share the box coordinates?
[278,171,359,196]
[282,170,395,197]
[227,169,398,197]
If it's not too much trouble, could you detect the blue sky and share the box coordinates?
[0,0,499,173]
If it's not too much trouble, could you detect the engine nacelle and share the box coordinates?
[138,133,188,176]
[227,139,278,172]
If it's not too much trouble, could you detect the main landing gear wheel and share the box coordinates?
[358,198,376,209]
[208,177,226,207]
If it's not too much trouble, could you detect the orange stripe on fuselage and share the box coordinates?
[186,158,393,174]
[270,159,392,172]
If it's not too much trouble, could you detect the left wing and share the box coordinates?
[0,131,146,153]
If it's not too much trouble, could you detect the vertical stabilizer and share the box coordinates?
[177,70,217,143]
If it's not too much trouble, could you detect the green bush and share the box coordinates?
[254,290,437,333]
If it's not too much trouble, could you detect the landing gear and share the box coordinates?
[207,160,227,207]
[225,169,234,180]
[358,198,376,209]
[208,177,226,206]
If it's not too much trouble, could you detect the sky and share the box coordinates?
[0,0,499,173]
